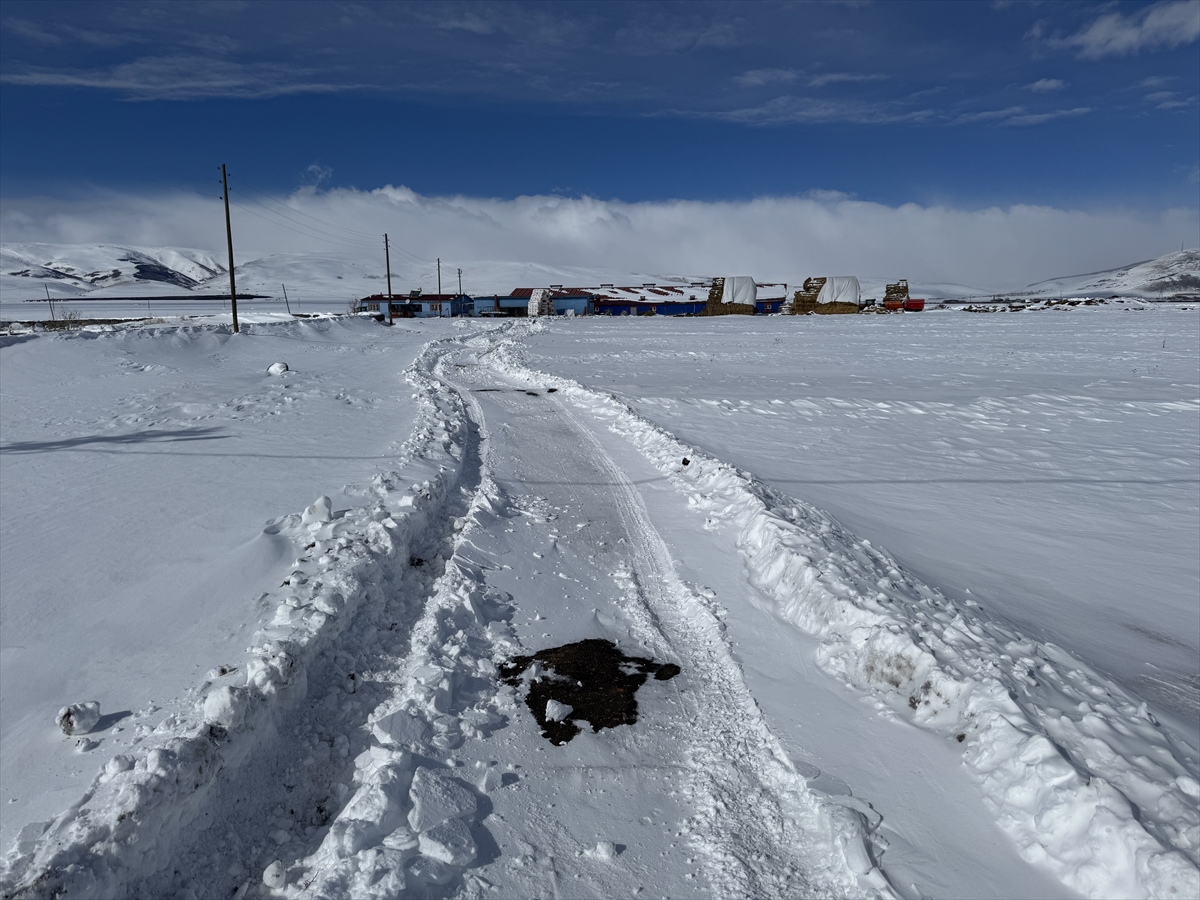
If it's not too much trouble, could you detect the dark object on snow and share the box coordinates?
[547,388,558,393]
[682,458,690,466]
[499,639,680,745]
[409,556,424,567]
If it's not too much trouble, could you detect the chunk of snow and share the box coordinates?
[373,709,430,746]
[407,856,454,886]
[418,816,477,865]
[262,860,286,889]
[203,685,248,728]
[55,701,100,736]
[408,767,476,833]
[266,362,288,375]
[584,840,617,860]
[545,699,573,722]
[301,495,333,525]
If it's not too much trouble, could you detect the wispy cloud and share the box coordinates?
[709,95,935,126]
[953,105,1090,126]
[435,13,496,35]
[1005,107,1090,126]
[3,17,62,45]
[1144,90,1195,110]
[0,56,357,101]
[952,106,1026,124]
[808,72,888,88]
[1063,1,1200,59]
[734,68,798,88]
[1027,78,1065,92]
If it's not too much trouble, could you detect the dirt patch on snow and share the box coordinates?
[499,639,680,745]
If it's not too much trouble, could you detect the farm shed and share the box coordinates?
[503,288,597,317]
[754,283,789,314]
[594,284,706,316]
[359,292,471,319]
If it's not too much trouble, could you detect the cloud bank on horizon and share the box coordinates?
[0,1,1196,289]
[3,186,1194,293]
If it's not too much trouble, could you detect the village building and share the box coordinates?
[359,278,794,319]
[359,291,471,319]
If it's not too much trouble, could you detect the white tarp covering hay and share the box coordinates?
[816,276,860,306]
[720,276,757,306]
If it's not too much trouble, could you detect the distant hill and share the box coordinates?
[0,244,227,297]
[1019,250,1200,300]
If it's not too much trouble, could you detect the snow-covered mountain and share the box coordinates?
[0,244,227,297]
[1019,249,1200,299]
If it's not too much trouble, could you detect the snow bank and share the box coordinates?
[0,332,483,898]
[492,324,1200,900]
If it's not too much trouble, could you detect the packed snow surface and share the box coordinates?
[0,306,1196,899]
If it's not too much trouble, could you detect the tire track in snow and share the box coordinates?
[550,396,889,898]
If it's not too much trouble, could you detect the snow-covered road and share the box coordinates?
[2,313,1197,899]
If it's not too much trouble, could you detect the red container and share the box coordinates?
[903,299,925,312]
[883,299,904,311]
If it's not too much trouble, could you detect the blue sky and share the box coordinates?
[2,0,1197,207]
[0,1,1197,288]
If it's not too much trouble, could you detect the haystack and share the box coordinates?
[701,277,755,316]
[789,276,860,314]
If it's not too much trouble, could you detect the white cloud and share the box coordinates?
[1065,1,1200,59]
[1,187,1194,293]
[954,105,1091,127]
[808,72,888,88]
[952,106,1026,125]
[0,55,354,101]
[711,95,935,125]
[734,68,798,88]
[1004,106,1091,126]
[1027,78,1065,92]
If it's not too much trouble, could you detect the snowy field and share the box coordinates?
[0,307,1197,899]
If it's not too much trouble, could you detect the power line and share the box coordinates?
[227,199,403,256]
[227,190,379,249]
[228,175,431,265]
[230,175,382,239]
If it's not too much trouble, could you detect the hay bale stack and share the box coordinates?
[707,278,725,304]
[788,276,855,314]
[787,277,826,314]
[884,280,910,302]
[701,276,754,315]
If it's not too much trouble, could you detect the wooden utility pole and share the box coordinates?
[457,267,462,296]
[221,163,240,333]
[281,283,292,315]
[384,234,392,297]
[437,258,441,295]
[44,284,55,321]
